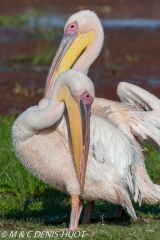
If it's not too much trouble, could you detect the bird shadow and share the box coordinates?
[2,188,70,227]
[2,188,160,227]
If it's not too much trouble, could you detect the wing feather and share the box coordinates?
[92,83,160,150]
[117,82,160,150]
[117,82,160,111]
[89,114,160,204]
[90,114,141,198]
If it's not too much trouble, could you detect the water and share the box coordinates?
[27,16,160,29]
[101,19,160,29]
[2,16,160,32]
[0,2,160,115]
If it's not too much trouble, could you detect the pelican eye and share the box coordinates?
[84,93,92,102]
[80,91,93,104]
[65,21,79,34]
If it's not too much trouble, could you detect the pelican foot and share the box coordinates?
[43,228,68,232]
[68,227,81,231]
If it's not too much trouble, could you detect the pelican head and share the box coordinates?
[44,10,104,98]
[52,70,94,188]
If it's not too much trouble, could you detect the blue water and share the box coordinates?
[1,16,160,43]
[101,19,160,29]
[29,16,160,29]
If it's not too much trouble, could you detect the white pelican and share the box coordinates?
[12,69,139,230]
[12,69,94,229]
[44,10,160,222]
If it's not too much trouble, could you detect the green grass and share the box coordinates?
[0,45,57,66]
[0,9,63,67]
[0,9,42,27]
[0,8,63,39]
[0,116,160,239]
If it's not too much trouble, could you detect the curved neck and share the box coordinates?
[12,71,80,142]
[73,23,104,74]
[12,98,64,142]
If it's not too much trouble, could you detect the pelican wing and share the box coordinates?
[117,82,160,111]
[117,82,160,150]
[89,114,141,197]
[89,114,160,204]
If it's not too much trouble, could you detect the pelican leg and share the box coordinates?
[69,195,80,230]
[82,200,94,224]
[115,205,127,218]
[82,203,126,223]
[115,205,123,217]
[78,198,84,221]
[107,205,127,220]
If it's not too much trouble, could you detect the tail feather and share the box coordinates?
[134,165,160,204]
[154,184,160,199]
[115,186,137,220]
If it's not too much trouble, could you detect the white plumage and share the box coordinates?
[12,70,141,230]
[44,10,160,222]
[12,10,160,227]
